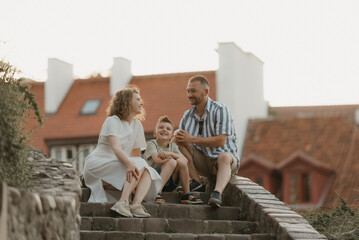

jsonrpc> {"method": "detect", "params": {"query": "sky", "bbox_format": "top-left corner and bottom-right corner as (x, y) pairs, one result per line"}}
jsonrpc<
(1, 0), (359, 106)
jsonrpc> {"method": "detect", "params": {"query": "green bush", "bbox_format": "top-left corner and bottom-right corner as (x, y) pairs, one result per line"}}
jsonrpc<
(0, 59), (42, 188)
(300, 197), (359, 240)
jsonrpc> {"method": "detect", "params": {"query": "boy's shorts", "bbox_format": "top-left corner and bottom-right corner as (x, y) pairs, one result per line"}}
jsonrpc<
(191, 145), (238, 177)
(155, 166), (179, 192)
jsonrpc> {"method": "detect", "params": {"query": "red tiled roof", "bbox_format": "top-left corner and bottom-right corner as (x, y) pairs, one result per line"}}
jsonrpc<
(133, 71), (216, 130)
(240, 154), (275, 170)
(243, 116), (352, 166)
(242, 116), (359, 208)
(277, 151), (334, 174)
(326, 127), (359, 208)
(272, 105), (358, 125)
(28, 71), (216, 154)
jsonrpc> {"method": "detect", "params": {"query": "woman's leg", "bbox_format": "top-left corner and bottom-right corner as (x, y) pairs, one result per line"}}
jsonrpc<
(159, 159), (177, 192)
(118, 168), (145, 202)
(132, 168), (152, 204)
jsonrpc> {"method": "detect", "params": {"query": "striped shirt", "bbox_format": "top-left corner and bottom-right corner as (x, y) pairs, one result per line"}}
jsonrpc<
(179, 97), (239, 164)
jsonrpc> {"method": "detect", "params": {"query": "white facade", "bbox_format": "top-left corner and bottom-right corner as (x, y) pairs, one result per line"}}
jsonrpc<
(216, 42), (267, 158)
(110, 57), (132, 96)
(45, 58), (73, 114)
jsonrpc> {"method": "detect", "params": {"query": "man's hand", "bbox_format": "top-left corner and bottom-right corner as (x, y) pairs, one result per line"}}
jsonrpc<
(174, 129), (194, 143)
(126, 162), (140, 183)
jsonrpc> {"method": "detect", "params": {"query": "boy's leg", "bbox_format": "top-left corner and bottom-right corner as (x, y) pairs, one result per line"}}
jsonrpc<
(159, 159), (177, 192)
(173, 156), (190, 194)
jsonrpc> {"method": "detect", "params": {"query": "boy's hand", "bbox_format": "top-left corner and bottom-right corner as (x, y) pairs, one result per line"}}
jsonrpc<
(158, 152), (167, 160)
(158, 151), (173, 160)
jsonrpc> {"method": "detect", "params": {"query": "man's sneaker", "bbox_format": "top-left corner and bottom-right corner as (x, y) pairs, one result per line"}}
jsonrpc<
(111, 201), (133, 218)
(190, 180), (205, 192)
(208, 190), (222, 208)
(181, 192), (203, 204)
(130, 203), (151, 218)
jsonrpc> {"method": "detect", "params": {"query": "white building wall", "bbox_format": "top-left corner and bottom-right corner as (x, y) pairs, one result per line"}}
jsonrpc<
(45, 58), (73, 114)
(110, 57), (132, 96)
(216, 42), (267, 158)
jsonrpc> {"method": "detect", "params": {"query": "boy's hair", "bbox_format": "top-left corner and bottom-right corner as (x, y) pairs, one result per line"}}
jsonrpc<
(157, 115), (173, 127)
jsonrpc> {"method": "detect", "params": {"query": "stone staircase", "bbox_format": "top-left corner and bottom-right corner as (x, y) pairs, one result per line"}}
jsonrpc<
(80, 188), (274, 240)
(79, 176), (327, 240)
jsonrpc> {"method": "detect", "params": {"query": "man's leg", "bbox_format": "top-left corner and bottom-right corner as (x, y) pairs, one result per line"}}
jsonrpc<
(208, 152), (234, 208)
(214, 152), (233, 194)
(176, 142), (201, 183)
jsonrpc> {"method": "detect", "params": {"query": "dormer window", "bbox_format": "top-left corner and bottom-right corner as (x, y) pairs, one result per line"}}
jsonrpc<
(289, 173), (311, 203)
(81, 99), (101, 115)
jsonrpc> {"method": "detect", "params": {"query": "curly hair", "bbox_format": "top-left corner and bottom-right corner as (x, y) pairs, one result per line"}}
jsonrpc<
(106, 85), (145, 121)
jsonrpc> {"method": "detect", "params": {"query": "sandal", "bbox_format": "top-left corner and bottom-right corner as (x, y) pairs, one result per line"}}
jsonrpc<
(181, 192), (203, 204)
(155, 192), (166, 204)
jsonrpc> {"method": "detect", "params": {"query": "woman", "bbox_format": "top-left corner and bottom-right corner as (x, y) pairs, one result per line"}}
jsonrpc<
(83, 86), (162, 218)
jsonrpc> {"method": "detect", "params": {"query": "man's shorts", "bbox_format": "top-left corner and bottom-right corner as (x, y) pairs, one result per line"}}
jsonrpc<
(191, 145), (238, 177)
(155, 166), (179, 192)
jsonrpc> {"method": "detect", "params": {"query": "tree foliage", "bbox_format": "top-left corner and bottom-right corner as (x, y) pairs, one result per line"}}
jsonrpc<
(300, 197), (359, 240)
(0, 59), (42, 188)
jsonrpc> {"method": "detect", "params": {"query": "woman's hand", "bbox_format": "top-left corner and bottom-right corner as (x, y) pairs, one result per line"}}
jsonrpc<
(126, 162), (140, 183)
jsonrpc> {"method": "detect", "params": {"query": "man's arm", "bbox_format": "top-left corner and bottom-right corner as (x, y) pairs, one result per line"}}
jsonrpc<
(174, 129), (227, 148)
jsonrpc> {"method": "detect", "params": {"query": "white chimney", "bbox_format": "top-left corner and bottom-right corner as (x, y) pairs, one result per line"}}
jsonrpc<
(216, 42), (268, 157)
(110, 57), (132, 96)
(355, 107), (359, 125)
(45, 58), (73, 115)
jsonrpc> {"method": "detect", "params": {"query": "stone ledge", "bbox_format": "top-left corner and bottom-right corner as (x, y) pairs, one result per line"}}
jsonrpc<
(223, 176), (327, 240)
(6, 149), (82, 240)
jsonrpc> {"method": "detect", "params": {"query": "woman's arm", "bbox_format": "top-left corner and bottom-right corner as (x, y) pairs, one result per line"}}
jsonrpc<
(131, 148), (141, 157)
(107, 135), (139, 182)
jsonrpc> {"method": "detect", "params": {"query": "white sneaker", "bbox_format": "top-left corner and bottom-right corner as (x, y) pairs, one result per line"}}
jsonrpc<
(111, 201), (133, 218)
(130, 203), (151, 218)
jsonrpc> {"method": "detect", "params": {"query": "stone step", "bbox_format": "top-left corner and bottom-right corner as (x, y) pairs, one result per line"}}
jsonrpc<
(81, 216), (258, 234)
(80, 230), (275, 240)
(80, 202), (245, 220)
(81, 187), (210, 204)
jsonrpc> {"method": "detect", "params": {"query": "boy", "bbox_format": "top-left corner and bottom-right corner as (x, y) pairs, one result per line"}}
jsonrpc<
(144, 116), (203, 204)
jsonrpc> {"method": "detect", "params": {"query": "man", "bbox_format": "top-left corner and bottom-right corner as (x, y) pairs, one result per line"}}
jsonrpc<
(174, 75), (239, 208)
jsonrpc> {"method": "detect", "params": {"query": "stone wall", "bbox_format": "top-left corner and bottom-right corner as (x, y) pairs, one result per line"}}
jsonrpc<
(5, 149), (82, 240)
(224, 176), (327, 240)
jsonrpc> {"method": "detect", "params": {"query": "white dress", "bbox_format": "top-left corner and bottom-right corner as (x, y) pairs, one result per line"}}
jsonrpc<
(83, 115), (162, 203)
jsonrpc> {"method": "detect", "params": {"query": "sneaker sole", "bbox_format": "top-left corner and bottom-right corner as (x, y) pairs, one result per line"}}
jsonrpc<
(110, 207), (133, 218)
(180, 200), (203, 204)
(132, 213), (151, 218)
(208, 199), (221, 208)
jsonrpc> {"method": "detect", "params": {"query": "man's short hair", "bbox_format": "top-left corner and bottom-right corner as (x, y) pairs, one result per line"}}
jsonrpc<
(157, 115), (173, 127)
(188, 75), (209, 89)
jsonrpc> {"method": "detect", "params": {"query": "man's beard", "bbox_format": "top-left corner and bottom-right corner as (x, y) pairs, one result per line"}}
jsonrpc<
(189, 94), (204, 105)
